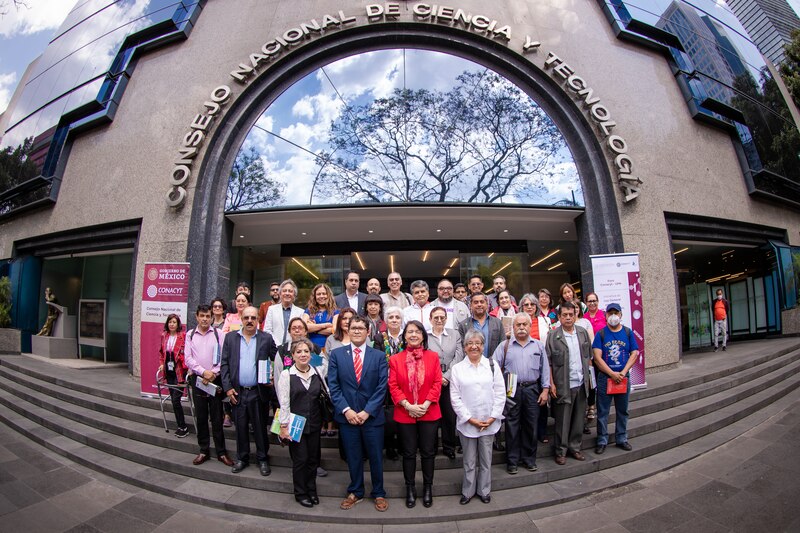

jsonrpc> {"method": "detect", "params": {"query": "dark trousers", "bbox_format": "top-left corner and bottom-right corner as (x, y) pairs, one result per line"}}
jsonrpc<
(505, 384), (541, 467)
(537, 403), (549, 441)
(289, 431), (321, 500)
(439, 384), (457, 454)
(384, 402), (399, 454)
(165, 373), (186, 429)
(233, 387), (269, 463)
(191, 379), (226, 457)
(340, 421), (385, 498)
(397, 420), (438, 486)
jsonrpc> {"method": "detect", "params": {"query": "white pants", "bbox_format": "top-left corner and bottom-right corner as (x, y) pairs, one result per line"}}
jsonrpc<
(714, 319), (728, 348)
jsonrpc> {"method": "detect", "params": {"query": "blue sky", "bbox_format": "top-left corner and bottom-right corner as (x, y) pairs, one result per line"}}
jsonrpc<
(0, 0), (74, 113)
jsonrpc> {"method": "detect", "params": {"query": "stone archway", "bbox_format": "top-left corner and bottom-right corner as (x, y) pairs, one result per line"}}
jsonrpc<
(186, 22), (623, 308)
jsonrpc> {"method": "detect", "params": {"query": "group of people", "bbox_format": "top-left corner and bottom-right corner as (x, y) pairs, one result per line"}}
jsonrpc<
(156, 271), (640, 511)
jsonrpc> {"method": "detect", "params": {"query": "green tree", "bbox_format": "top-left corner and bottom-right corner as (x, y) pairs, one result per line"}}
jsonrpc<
(313, 70), (566, 204)
(0, 276), (11, 328)
(225, 147), (285, 211)
(779, 29), (800, 109)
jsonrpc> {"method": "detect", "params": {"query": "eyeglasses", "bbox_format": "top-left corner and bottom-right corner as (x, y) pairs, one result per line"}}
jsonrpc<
(465, 341), (483, 347)
(522, 302), (535, 307)
(349, 326), (367, 331)
(438, 286), (453, 291)
(431, 315), (446, 321)
(586, 300), (598, 303)
(270, 288), (279, 292)
(243, 316), (257, 321)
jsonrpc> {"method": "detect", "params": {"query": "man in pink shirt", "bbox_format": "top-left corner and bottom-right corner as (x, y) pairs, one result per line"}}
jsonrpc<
(184, 304), (234, 466)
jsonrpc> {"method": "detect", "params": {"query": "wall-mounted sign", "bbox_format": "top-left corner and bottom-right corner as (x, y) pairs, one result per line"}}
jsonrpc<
(79, 299), (107, 361)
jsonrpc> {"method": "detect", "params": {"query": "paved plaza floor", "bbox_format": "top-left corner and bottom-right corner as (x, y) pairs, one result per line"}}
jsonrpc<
(1, 381), (799, 533)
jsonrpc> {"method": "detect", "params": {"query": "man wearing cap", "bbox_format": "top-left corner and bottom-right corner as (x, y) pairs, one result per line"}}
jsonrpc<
(591, 303), (640, 454)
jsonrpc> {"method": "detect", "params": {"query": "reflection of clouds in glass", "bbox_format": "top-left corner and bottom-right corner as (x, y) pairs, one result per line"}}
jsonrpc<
(229, 49), (583, 211)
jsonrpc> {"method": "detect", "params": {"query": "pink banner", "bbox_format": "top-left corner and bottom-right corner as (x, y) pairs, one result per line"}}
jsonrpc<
(140, 263), (190, 396)
(590, 253), (646, 388)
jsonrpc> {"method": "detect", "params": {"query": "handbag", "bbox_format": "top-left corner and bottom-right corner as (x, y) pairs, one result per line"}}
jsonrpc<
(312, 366), (334, 422)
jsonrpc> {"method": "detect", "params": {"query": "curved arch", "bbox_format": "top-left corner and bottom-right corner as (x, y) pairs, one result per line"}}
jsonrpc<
(187, 22), (623, 306)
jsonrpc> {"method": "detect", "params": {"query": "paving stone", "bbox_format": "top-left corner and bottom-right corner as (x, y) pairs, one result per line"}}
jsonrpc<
(0, 444), (18, 463)
(0, 498), (83, 533)
(662, 515), (729, 533)
(384, 520), (459, 532)
(525, 496), (593, 520)
(151, 510), (238, 533)
(22, 466), (92, 499)
(716, 458), (772, 489)
(589, 486), (671, 522)
(532, 505), (614, 533)
(0, 478), (45, 508)
(84, 508), (156, 533)
(639, 470), (712, 500)
(456, 510), (537, 532)
(63, 524), (105, 533)
(587, 524), (631, 533)
(0, 492), (18, 516)
(673, 480), (741, 516)
(618, 501), (701, 533)
(49, 480), (132, 523)
(1, 457), (45, 480)
(112, 495), (179, 526)
(588, 482), (647, 503)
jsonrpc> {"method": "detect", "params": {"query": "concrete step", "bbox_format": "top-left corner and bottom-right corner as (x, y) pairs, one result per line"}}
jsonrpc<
(2, 372), (799, 525)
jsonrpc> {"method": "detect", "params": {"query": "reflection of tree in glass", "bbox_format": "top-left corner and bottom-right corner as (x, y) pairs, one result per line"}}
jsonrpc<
(0, 137), (45, 215)
(225, 147), (285, 211)
(731, 68), (800, 182)
(313, 71), (567, 204)
(780, 29), (800, 108)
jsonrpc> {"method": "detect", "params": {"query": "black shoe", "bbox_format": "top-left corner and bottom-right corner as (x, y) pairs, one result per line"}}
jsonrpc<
(297, 497), (314, 508)
(459, 495), (472, 505)
(422, 484), (433, 508)
(506, 465), (518, 475)
(405, 485), (417, 508)
(310, 494), (319, 505)
(616, 441), (633, 451)
(456, 446), (463, 454)
(231, 460), (248, 473)
(714, 346), (719, 352)
(523, 462), (538, 472)
(480, 494), (491, 504)
(595, 445), (606, 455)
(584, 425), (591, 434)
(386, 449), (399, 461)
(722, 346), (726, 351)
(493, 441), (505, 451)
(444, 450), (456, 459)
(259, 460), (271, 476)
(175, 427), (189, 438)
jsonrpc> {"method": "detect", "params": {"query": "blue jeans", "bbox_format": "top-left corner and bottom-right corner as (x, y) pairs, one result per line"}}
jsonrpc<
(596, 375), (631, 446)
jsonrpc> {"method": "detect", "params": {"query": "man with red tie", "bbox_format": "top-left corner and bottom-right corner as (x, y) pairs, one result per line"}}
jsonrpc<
(327, 315), (389, 512)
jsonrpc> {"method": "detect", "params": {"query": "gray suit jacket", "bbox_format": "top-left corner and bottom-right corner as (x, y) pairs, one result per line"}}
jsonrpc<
(545, 325), (593, 404)
(427, 328), (463, 381)
(457, 315), (506, 358)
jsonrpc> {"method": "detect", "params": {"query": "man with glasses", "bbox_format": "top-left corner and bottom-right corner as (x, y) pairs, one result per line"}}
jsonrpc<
(257, 282), (281, 330)
(328, 316), (390, 512)
(381, 272), (413, 311)
(453, 283), (468, 303)
(432, 278), (470, 329)
(221, 306), (279, 476)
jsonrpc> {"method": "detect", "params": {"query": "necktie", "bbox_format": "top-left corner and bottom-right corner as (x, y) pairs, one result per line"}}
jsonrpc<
(353, 347), (363, 384)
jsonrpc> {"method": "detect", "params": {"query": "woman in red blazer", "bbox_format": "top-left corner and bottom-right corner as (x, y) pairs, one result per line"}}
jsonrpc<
(158, 313), (189, 438)
(389, 319), (442, 509)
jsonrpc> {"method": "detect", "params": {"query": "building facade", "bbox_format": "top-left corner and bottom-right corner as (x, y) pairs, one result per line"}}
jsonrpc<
(1, 0), (799, 374)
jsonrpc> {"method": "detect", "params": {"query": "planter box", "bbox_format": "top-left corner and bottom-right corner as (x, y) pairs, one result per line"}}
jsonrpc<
(0, 328), (21, 354)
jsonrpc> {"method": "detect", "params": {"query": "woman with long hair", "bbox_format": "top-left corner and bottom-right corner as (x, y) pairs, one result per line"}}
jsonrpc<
(303, 283), (337, 352)
(537, 288), (557, 324)
(210, 297), (227, 330)
(364, 294), (387, 348)
(158, 313), (189, 438)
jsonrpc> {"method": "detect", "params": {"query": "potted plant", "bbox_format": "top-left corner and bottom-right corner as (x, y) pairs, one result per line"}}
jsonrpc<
(0, 276), (20, 354)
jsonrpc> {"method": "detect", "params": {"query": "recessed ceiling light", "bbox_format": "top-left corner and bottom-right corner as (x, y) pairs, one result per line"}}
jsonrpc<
(239, 235), (244, 238)
(564, 230), (569, 234)
(368, 230), (374, 234)
(436, 229), (442, 233)
(503, 229), (509, 233)
(301, 232), (307, 236)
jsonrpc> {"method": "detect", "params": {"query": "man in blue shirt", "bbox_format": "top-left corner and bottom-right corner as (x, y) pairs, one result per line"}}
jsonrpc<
(591, 303), (640, 455)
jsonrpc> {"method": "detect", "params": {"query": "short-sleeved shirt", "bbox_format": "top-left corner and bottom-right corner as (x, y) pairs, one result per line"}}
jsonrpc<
(592, 327), (639, 372)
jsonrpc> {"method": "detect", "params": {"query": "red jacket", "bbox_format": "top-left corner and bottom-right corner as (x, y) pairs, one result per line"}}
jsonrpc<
(158, 331), (187, 382)
(388, 349), (442, 423)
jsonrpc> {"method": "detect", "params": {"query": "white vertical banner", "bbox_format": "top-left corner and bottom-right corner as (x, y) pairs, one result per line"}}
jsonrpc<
(590, 253), (646, 388)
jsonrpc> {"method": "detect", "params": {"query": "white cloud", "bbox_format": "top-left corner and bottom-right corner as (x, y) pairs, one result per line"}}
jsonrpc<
(0, 0), (74, 38)
(0, 71), (17, 113)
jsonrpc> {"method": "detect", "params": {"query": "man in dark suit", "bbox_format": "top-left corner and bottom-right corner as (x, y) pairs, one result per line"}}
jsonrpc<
(457, 292), (505, 358)
(220, 305), (279, 476)
(335, 270), (367, 315)
(327, 315), (389, 512)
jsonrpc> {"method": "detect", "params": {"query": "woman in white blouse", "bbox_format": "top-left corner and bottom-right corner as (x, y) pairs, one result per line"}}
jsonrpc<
(449, 329), (506, 505)
(277, 338), (327, 508)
